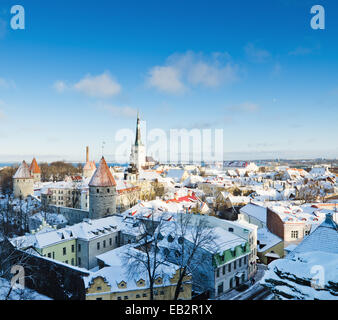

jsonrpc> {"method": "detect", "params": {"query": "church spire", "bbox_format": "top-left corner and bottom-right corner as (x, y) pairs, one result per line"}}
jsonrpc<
(135, 111), (143, 146)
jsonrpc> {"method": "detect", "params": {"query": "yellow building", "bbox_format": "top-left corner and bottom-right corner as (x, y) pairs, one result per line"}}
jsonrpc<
(84, 244), (192, 300)
(85, 267), (192, 300)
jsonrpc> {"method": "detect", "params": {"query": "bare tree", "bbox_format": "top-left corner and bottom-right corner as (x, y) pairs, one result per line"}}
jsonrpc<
(122, 212), (168, 300)
(169, 213), (218, 300)
(0, 239), (38, 300)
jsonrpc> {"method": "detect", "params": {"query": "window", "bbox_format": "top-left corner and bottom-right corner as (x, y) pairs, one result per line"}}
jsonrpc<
(136, 294), (140, 298)
(291, 231), (299, 239)
(78, 257), (81, 266)
(103, 240), (106, 248)
(222, 266), (225, 275)
(239, 259), (242, 268)
(78, 244), (81, 252)
(228, 227), (234, 232)
(47, 253), (51, 258)
(117, 297), (122, 300)
(179, 287), (184, 292)
(216, 268), (220, 277)
(63, 247), (66, 255)
(124, 296), (128, 300)
(52, 252), (55, 259)
(65, 260), (68, 264)
(160, 291), (164, 295)
(71, 245), (75, 253)
(142, 293), (147, 297)
(217, 283), (223, 295)
(97, 189), (100, 193)
(71, 258), (74, 265)
(234, 261), (236, 270)
(96, 297), (102, 300)
(107, 208), (110, 214)
(228, 264), (231, 272)
(109, 238), (112, 246)
(97, 242), (100, 250)
(107, 188), (110, 193)
(97, 286), (102, 291)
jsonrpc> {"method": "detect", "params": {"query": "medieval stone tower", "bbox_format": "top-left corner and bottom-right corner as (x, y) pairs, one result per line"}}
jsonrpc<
(13, 160), (34, 199)
(89, 157), (117, 219)
(29, 158), (41, 183)
(130, 112), (146, 171)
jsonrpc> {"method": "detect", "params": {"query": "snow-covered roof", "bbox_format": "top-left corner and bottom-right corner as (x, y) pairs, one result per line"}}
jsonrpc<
(89, 157), (116, 187)
(240, 203), (267, 224)
(13, 161), (32, 179)
(257, 228), (282, 252)
(261, 251), (338, 300)
(289, 214), (338, 256)
(165, 169), (187, 182)
(84, 245), (183, 292)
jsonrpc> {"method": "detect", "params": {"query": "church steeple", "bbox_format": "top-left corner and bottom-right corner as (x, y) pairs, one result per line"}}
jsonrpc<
(135, 111), (143, 146)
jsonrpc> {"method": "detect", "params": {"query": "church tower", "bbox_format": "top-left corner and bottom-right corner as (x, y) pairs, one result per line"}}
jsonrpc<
(13, 160), (34, 199)
(89, 157), (117, 219)
(130, 112), (146, 171)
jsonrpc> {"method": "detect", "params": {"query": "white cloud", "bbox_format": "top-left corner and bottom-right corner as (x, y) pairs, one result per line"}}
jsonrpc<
(99, 103), (137, 118)
(147, 51), (238, 94)
(245, 43), (271, 63)
(0, 78), (15, 89)
(53, 80), (67, 93)
(73, 72), (121, 98)
(228, 102), (260, 113)
(147, 66), (185, 94)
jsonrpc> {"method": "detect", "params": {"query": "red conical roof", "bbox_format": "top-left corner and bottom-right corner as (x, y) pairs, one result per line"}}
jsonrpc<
(89, 157), (116, 187)
(29, 158), (41, 174)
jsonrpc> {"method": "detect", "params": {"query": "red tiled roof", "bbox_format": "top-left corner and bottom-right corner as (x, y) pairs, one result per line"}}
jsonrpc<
(89, 157), (116, 187)
(30, 158), (41, 174)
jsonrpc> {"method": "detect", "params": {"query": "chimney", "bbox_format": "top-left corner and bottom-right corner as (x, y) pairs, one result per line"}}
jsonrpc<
(86, 146), (89, 163)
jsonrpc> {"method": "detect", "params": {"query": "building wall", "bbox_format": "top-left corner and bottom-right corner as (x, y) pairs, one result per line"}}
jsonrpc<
(267, 208), (285, 240)
(86, 273), (192, 300)
(89, 186), (116, 219)
(87, 231), (120, 269)
(32, 173), (41, 183)
(214, 255), (249, 296)
(13, 178), (34, 198)
(39, 238), (77, 266)
(267, 208), (308, 247)
(257, 241), (284, 265)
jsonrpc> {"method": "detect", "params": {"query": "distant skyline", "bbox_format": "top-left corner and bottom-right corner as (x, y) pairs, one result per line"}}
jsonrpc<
(0, 0), (338, 162)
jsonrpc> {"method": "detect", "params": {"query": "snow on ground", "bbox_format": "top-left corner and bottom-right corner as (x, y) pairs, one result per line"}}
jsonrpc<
(0, 278), (52, 300)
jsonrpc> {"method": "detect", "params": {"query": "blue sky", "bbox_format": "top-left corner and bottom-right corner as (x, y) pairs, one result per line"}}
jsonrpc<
(0, 0), (337, 162)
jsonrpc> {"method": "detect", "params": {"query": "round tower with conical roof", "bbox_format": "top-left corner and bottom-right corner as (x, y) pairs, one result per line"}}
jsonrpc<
(88, 157), (117, 219)
(29, 158), (41, 183)
(13, 160), (34, 198)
